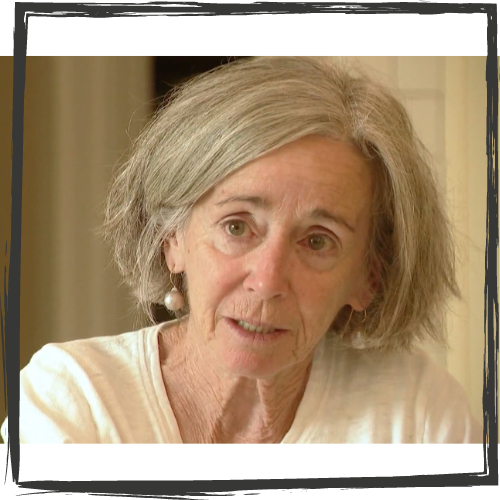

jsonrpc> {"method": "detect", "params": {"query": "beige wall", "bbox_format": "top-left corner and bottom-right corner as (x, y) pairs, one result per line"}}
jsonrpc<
(7, 57), (153, 368)
(444, 57), (488, 429)
(0, 56), (493, 434)
(1, 56), (154, 427)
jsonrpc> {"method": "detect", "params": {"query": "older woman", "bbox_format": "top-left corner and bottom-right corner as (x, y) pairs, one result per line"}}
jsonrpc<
(3, 57), (480, 443)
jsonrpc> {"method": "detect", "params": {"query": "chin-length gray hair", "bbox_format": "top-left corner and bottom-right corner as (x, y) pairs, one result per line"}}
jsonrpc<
(102, 56), (459, 352)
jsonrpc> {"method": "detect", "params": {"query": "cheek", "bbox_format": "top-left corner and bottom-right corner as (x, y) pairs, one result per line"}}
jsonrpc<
(184, 242), (245, 312)
(297, 270), (356, 329)
(301, 272), (345, 308)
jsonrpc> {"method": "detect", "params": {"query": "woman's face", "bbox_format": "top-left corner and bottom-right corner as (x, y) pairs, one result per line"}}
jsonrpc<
(165, 135), (375, 379)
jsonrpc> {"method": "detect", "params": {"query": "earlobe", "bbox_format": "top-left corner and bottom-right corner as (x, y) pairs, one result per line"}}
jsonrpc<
(349, 293), (372, 313)
(353, 288), (376, 311)
(349, 260), (381, 311)
(163, 234), (186, 274)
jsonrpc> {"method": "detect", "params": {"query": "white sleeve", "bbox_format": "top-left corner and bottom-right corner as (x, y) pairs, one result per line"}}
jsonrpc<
(10, 344), (100, 443)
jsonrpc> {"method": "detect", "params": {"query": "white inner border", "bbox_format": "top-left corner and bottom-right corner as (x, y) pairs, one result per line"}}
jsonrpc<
(0, 0), (490, 55)
(25, 11), (486, 56)
(17, 444), (485, 481)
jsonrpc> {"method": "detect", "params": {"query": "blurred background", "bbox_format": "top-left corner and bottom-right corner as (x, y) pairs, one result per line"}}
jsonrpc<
(0, 56), (489, 432)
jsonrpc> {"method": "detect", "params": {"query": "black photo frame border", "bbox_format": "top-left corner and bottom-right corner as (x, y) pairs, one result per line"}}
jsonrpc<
(3, 1), (498, 495)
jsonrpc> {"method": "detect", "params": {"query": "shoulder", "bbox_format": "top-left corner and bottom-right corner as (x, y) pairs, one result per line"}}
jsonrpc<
(326, 340), (459, 389)
(19, 326), (150, 391)
(39, 324), (160, 366)
(323, 338), (449, 387)
(10, 323), (165, 443)
(21, 322), (165, 407)
(319, 340), (482, 443)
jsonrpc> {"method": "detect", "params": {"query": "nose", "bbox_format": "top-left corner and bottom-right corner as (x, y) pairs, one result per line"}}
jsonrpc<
(243, 234), (291, 300)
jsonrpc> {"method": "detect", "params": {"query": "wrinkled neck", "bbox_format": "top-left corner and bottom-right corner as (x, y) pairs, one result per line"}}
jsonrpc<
(159, 320), (313, 443)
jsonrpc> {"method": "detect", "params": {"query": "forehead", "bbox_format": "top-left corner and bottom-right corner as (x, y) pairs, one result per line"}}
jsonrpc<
(206, 136), (374, 218)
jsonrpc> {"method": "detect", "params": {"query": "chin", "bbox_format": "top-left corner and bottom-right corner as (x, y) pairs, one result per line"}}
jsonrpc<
(217, 348), (287, 380)
(207, 318), (298, 380)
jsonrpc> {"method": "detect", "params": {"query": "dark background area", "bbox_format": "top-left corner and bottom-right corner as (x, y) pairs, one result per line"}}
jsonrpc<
(154, 56), (249, 108)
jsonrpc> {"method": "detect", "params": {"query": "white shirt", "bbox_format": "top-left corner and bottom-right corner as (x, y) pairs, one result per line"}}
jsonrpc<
(1, 322), (482, 443)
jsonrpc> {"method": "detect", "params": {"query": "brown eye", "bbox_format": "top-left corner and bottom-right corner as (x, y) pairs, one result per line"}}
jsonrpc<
(226, 220), (247, 236)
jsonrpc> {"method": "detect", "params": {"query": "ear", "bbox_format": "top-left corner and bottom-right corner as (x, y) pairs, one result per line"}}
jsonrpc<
(163, 232), (186, 274)
(348, 257), (381, 312)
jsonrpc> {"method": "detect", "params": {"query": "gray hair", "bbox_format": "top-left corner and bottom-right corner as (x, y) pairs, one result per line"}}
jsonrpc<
(102, 56), (459, 351)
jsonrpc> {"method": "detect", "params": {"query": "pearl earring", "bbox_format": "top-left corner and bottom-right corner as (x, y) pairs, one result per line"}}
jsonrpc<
(164, 272), (185, 312)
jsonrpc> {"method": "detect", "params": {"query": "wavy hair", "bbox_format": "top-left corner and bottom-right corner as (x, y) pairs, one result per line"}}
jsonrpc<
(102, 56), (459, 351)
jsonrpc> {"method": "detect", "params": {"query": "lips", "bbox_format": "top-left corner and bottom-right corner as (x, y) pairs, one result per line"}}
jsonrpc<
(237, 320), (276, 334)
(227, 317), (288, 335)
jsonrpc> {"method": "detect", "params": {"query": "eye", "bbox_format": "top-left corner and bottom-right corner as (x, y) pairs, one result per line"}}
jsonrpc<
(224, 220), (248, 237)
(308, 234), (327, 250)
(303, 233), (337, 252)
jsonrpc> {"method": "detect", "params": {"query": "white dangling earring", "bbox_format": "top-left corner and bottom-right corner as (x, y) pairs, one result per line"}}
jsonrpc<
(164, 272), (185, 312)
(351, 330), (366, 349)
(351, 309), (367, 349)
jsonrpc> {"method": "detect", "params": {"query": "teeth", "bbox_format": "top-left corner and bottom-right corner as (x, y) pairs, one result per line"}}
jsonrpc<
(237, 320), (276, 334)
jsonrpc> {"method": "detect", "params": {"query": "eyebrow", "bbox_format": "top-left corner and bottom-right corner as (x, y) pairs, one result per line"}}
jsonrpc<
(215, 195), (270, 209)
(215, 195), (355, 233)
(310, 208), (355, 233)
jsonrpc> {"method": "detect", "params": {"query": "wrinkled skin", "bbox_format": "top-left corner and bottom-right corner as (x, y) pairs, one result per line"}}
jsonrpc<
(161, 135), (374, 443)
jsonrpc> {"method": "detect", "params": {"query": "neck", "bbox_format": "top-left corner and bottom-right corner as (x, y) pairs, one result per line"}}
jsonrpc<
(159, 319), (313, 443)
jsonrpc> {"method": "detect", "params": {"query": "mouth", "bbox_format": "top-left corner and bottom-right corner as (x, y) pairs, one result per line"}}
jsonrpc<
(225, 317), (289, 341)
(236, 319), (277, 334)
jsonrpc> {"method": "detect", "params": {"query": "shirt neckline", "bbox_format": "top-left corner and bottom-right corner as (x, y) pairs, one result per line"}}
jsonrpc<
(143, 320), (328, 444)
